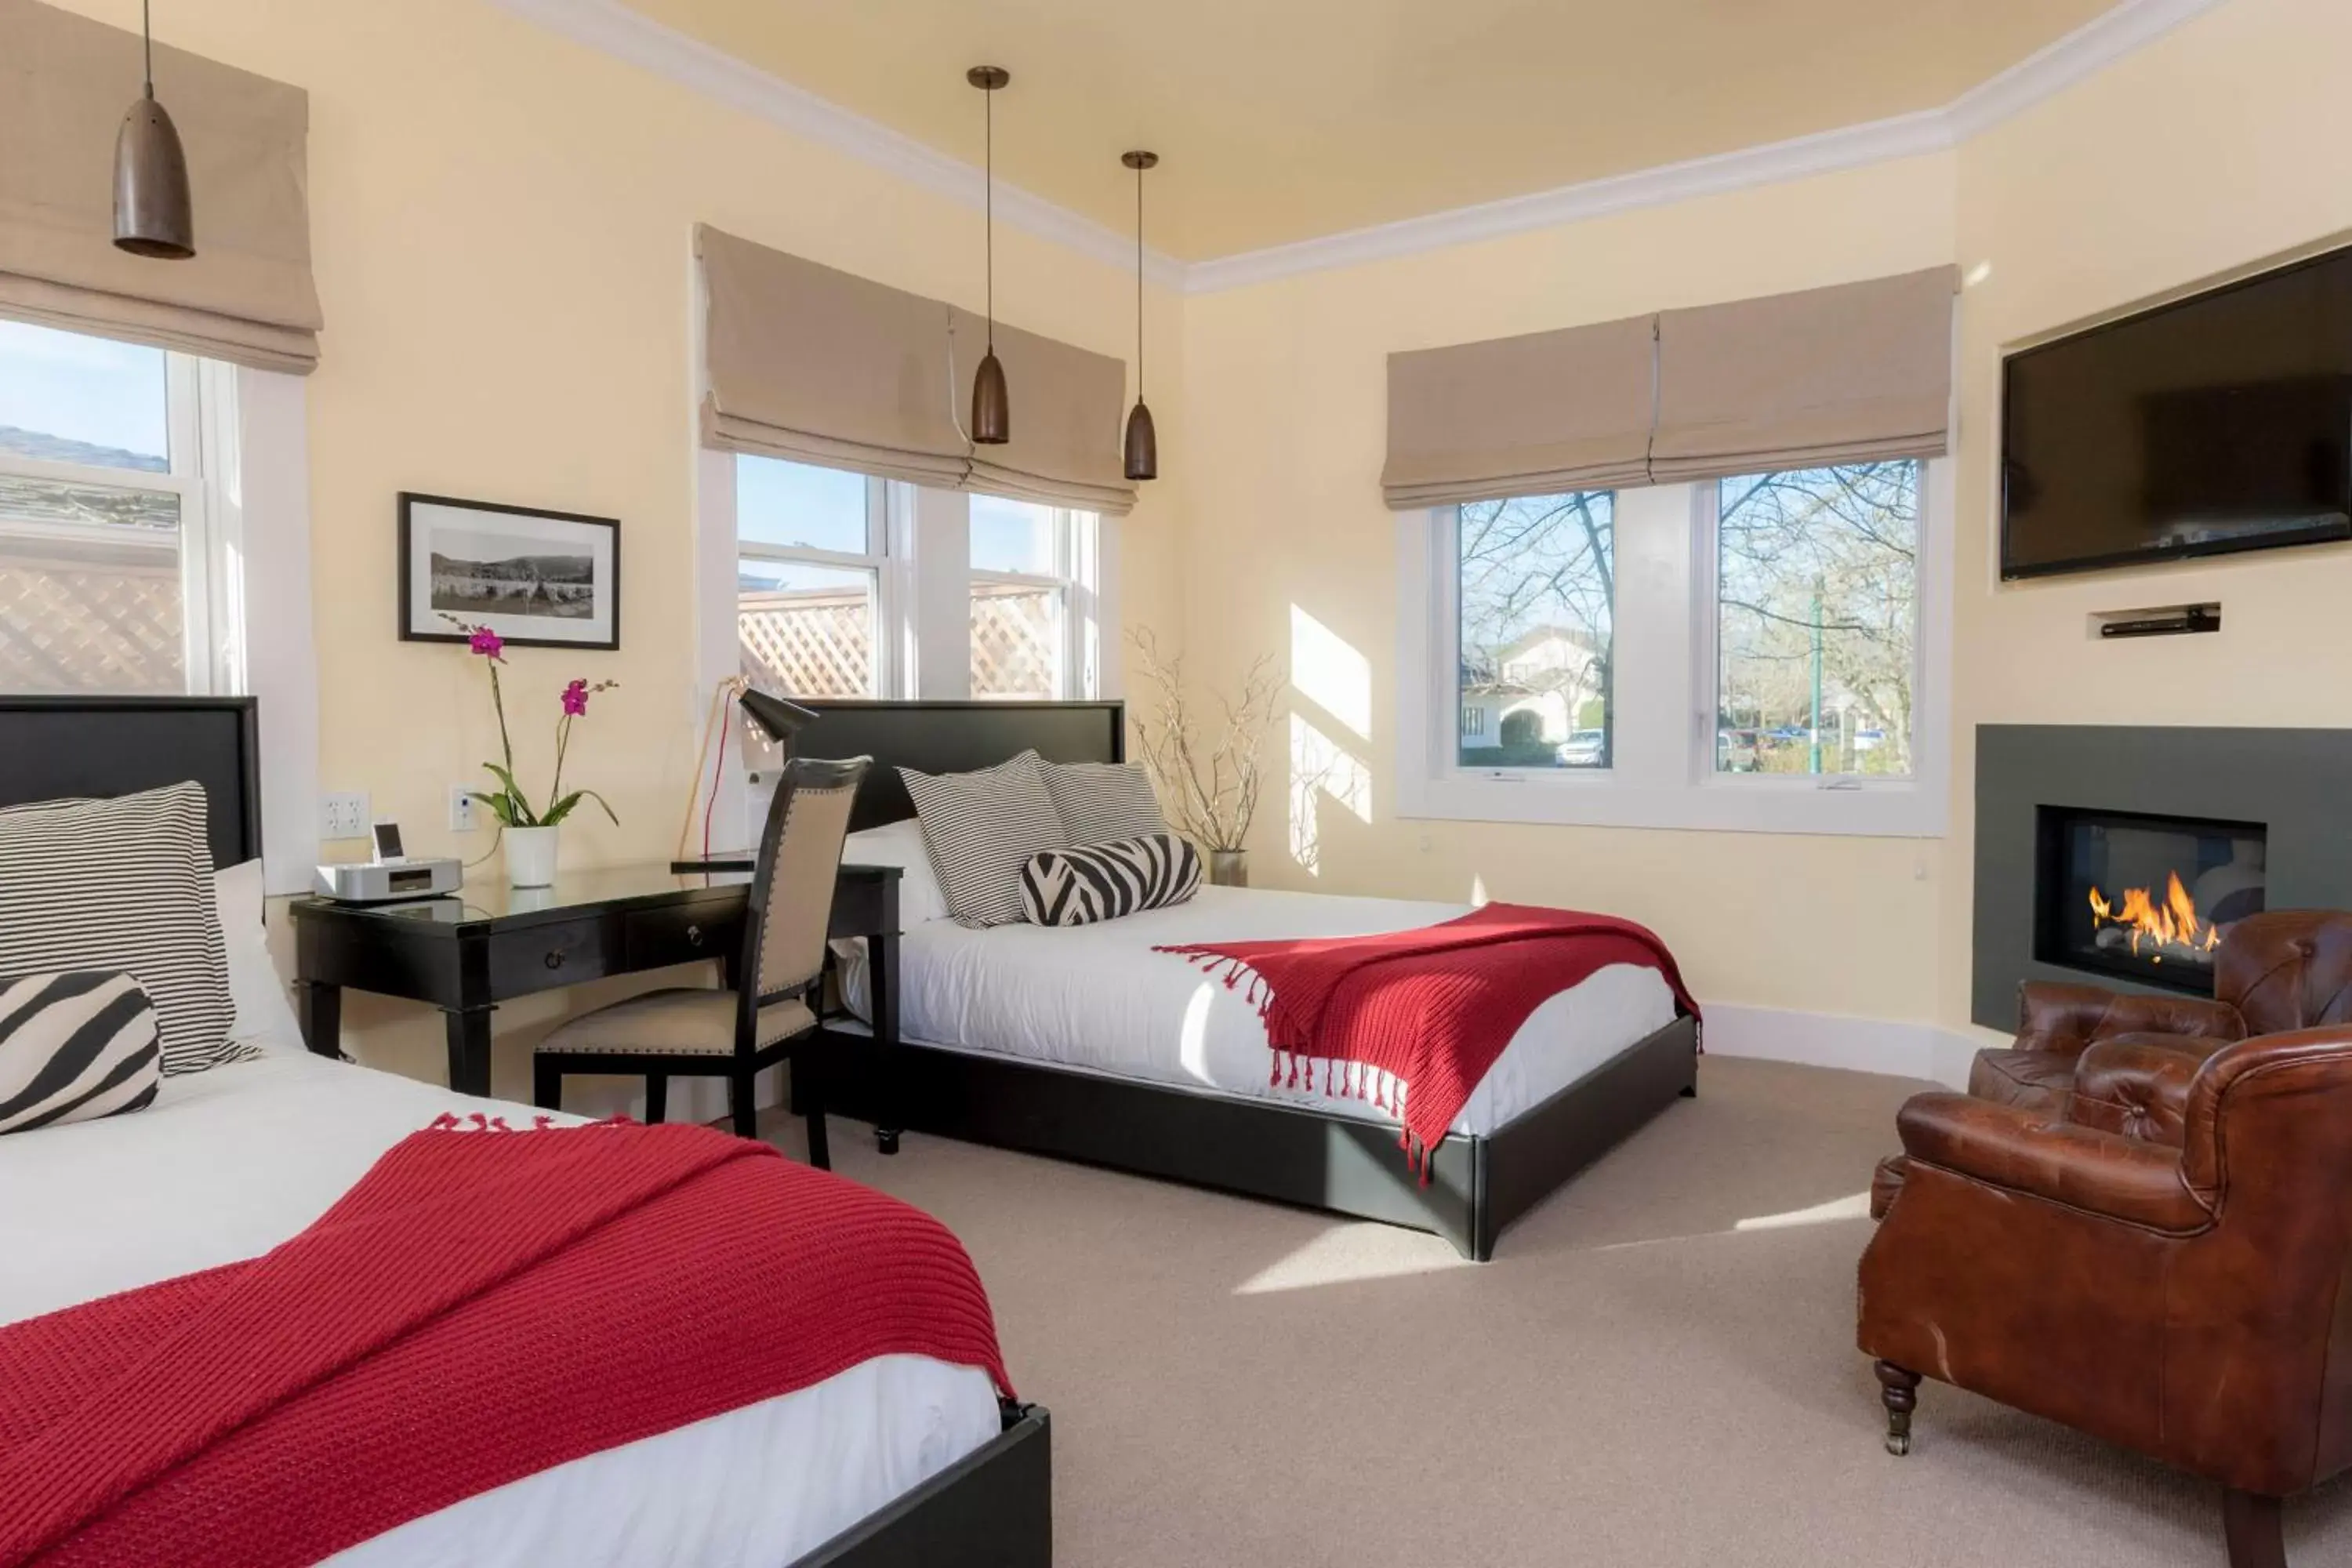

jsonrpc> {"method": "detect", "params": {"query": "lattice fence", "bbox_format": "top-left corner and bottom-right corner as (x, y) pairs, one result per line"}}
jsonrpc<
(738, 582), (1063, 699)
(0, 540), (183, 694)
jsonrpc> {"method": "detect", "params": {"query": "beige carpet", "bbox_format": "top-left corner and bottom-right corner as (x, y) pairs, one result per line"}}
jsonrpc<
(769, 1058), (2351, 1567)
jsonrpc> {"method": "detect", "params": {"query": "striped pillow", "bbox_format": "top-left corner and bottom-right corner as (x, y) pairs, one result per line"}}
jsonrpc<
(1043, 761), (1168, 846)
(0, 782), (247, 1076)
(1020, 832), (1202, 927)
(0, 972), (162, 1135)
(899, 750), (1070, 927)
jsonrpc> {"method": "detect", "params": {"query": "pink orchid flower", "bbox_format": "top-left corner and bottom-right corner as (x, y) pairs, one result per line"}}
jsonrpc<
(468, 626), (505, 661)
(561, 678), (591, 717)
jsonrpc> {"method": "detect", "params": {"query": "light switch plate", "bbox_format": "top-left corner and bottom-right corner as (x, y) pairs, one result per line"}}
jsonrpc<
(321, 792), (370, 840)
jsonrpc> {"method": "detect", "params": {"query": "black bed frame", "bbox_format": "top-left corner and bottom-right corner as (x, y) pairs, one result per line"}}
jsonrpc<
(0, 695), (1056, 1568)
(799, 699), (1699, 1261)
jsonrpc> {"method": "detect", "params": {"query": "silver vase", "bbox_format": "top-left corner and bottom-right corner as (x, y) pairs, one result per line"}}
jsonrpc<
(1208, 849), (1248, 887)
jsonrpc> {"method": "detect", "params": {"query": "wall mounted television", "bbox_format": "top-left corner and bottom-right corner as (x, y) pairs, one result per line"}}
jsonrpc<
(2001, 244), (2352, 579)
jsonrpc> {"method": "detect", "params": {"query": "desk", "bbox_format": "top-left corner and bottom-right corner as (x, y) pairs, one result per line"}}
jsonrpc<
(289, 862), (902, 1104)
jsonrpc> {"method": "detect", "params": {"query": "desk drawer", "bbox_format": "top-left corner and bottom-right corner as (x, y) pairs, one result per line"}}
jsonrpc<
(626, 904), (739, 970)
(487, 920), (611, 994)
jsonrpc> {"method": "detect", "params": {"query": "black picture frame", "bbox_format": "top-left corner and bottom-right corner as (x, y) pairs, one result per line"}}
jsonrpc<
(397, 492), (622, 652)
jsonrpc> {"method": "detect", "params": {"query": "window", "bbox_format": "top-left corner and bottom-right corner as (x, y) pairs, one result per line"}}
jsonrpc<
(734, 456), (888, 699)
(969, 494), (1091, 702)
(1400, 462), (1947, 837)
(0, 321), (228, 695)
(1455, 492), (1613, 770)
(1711, 462), (1918, 779)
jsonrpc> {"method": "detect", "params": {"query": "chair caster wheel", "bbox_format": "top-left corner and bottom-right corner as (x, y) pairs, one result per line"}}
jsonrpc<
(877, 1129), (901, 1155)
(1885, 1434), (1911, 1457)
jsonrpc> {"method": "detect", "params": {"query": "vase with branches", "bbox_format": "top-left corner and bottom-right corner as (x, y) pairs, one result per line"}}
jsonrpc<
(1128, 628), (1278, 886)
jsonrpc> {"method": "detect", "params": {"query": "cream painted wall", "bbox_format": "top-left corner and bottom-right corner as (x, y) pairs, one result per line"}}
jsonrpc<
(47, 0), (1186, 1094)
(1177, 155), (1959, 1020)
(1940, 0), (2352, 1033)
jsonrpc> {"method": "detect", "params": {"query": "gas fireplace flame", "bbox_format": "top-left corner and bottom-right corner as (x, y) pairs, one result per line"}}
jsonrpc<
(2088, 870), (2222, 963)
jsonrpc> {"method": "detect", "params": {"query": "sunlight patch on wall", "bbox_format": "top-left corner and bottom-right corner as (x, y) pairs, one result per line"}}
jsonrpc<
(1289, 604), (1371, 741)
(1234, 1221), (1472, 1295)
(1290, 711), (1371, 877)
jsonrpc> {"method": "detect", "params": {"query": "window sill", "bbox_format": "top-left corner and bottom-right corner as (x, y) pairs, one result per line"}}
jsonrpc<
(1396, 768), (1947, 838)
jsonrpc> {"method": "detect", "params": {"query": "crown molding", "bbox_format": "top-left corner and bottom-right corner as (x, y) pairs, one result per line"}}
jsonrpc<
(1184, 0), (2229, 293)
(485, 0), (2227, 297)
(480, 0), (1190, 290)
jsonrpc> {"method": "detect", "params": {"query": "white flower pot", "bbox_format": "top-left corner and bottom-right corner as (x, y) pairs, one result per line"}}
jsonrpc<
(505, 825), (561, 888)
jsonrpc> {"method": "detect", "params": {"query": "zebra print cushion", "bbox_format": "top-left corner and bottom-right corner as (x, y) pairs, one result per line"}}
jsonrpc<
(0, 782), (246, 1076)
(1042, 761), (1167, 846)
(900, 750), (1070, 927)
(0, 972), (162, 1135)
(1019, 833), (1202, 927)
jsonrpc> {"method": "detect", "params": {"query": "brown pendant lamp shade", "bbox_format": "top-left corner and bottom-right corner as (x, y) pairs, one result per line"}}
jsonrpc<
(968, 66), (1011, 445)
(1121, 151), (1159, 482)
(114, 0), (194, 260)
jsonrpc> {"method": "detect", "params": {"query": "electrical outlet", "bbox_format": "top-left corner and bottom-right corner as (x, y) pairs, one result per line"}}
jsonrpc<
(320, 792), (370, 840)
(448, 785), (477, 833)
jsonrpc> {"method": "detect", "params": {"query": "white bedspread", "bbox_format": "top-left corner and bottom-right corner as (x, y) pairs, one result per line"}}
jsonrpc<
(0, 1051), (1002, 1568)
(840, 884), (1680, 1138)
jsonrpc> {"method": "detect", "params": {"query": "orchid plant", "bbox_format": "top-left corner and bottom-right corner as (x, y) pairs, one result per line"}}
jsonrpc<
(446, 617), (619, 829)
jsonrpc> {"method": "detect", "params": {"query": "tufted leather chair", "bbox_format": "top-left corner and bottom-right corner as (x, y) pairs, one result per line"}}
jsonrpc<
(1973, 909), (2352, 1119)
(1859, 1026), (2352, 1567)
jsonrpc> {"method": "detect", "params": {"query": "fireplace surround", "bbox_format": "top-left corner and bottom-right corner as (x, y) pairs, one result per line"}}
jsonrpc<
(1973, 727), (2352, 1027)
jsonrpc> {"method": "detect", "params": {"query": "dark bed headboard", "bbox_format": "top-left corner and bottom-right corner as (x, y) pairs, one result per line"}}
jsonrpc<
(0, 696), (263, 870)
(791, 699), (1126, 833)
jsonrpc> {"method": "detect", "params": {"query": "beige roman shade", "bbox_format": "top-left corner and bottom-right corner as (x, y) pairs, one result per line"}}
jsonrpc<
(0, 0), (321, 374)
(1382, 313), (1657, 510)
(699, 225), (1136, 516)
(1650, 266), (1958, 484)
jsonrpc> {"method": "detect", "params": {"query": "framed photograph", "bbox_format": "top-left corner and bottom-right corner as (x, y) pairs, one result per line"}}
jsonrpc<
(397, 493), (620, 651)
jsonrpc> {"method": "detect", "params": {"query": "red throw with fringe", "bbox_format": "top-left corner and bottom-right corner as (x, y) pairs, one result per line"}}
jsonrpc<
(1157, 903), (1700, 1177)
(0, 1118), (1010, 1568)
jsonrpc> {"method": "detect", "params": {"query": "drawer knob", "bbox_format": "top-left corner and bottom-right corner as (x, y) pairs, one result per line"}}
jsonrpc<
(686, 924), (703, 947)
(543, 950), (565, 971)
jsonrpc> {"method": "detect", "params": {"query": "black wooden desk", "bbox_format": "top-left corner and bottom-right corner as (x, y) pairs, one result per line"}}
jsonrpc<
(289, 862), (902, 1105)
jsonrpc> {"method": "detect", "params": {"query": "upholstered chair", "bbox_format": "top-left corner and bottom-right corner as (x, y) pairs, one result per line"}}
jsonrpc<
(1971, 909), (2352, 1118)
(533, 755), (870, 1164)
(1859, 1026), (2352, 1568)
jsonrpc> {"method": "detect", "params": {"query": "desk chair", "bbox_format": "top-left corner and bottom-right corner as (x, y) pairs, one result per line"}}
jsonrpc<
(532, 755), (869, 1165)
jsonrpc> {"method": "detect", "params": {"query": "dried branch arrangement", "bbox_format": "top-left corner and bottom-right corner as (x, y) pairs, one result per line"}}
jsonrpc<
(1129, 628), (1279, 853)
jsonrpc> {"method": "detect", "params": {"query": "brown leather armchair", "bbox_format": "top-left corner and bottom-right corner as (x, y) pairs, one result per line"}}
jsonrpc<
(1858, 1026), (2352, 1567)
(1972, 910), (2352, 1116)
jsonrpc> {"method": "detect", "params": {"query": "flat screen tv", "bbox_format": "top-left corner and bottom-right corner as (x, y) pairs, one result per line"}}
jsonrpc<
(2001, 245), (2352, 579)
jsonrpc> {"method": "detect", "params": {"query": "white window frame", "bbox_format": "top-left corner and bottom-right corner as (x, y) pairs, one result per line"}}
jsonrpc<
(967, 502), (1098, 702)
(1396, 459), (1951, 837)
(730, 459), (902, 701)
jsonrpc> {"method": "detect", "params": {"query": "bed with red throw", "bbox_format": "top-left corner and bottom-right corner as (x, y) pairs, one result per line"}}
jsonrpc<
(0, 1058), (1041, 1568)
(1156, 902), (1700, 1178)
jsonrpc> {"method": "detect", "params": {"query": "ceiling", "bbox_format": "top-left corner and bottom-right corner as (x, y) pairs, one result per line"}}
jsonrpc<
(619, 0), (2122, 261)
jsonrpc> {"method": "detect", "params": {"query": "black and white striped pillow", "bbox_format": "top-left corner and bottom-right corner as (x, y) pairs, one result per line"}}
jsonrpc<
(0, 972), (162, 1135)
(1020, 832), (1202, 927)
(1043, 761), (1168, 846)
(899, 750), (1070, 927)
(0, 782), (246, 1076)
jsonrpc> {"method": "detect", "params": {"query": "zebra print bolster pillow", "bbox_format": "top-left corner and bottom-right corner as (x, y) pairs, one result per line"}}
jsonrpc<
(0, 972), (163, 1136)
(1019, 833), (1202, 927)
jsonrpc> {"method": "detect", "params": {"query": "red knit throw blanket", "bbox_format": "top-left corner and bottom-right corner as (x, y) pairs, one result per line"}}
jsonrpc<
(0, 1118), (1011, 1568)
(1157, 903), (1699, 1173)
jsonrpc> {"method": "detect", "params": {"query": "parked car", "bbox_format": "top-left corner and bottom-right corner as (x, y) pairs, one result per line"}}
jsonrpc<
(1717, 729), (1760, 771)
(1557, 728), (1608, 767)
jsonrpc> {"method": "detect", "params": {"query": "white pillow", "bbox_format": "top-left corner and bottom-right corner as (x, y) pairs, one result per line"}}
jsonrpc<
(840, 819), (951, 928)
(215, 858), (305, 1057)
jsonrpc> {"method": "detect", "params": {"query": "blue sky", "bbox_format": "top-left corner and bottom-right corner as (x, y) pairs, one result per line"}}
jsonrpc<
(0, 321), (169, 463)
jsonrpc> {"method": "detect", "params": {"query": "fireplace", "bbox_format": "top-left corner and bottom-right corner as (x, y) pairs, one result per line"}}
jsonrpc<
(1973, 727), (2352, 1030)
(2034, 807), (2267, 993)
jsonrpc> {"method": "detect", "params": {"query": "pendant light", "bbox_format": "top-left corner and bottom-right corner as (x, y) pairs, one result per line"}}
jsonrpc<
(1120, 151), (1160, 482)
(967, 66), (1011, 445)
(113, 0), (194, 260)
